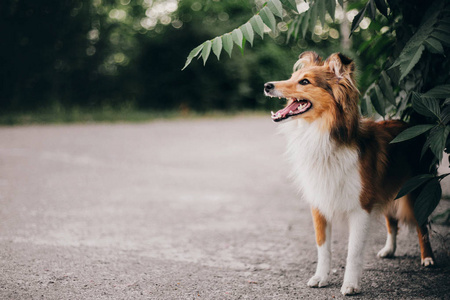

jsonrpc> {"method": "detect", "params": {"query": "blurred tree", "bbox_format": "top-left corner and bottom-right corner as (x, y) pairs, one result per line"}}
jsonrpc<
(135, 0), (328, 112)
(1, 0), (91, 110)
(0, 0), (340, 114)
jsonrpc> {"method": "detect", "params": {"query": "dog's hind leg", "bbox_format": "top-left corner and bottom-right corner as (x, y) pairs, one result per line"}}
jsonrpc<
(377, 216), (398, 258)
(400, 193), (435, 266)
(307, 207), (331, 288)
(417, 223), (435, 267)
(341, 209), (371, 296)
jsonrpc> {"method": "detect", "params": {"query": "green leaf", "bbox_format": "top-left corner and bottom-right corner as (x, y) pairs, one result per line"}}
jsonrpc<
(301, 8), (311, 38)
(399, 44), (425, 81)
(201, 40), (211, 66)
(390, 4), (440, 80)
(337, 0), (344, 8)
(424, 37), (444, 54)
(317, 0), (326, 26)
(429, 125), (450, 161)
(374, 0), (388, 17)
(414, 179), (442, 226)
(182, 44), (204, 70)
(293, 14), (303, 39)
(326, 0), (336, 21)
(431, 31), (450, 47)
(212, 37), (222, 60)
(379, 71), (395, 105)
(281, 0), (298, 12)
(308, 0), (318, 33)
(436, 24), (450, 34)
(240, 38), (246, 53)
(421, 135), (433, 160)
(360, 96), (368, 116)
(371, 85), (385, 116)
(395, 174), (435, 199)
(367, 0), (376, 19)
(441, 105), (450, 125)
(402, 4), (440, 53)
(250, 15), (265, 39)
(286, 18), (297, 43)
(390, 124), (435, 144)
(350, 4), (367, 35)
(240, 22), (254, 46)
(232, 28), (244, 49)
(360, 94), (373, 117)
(412, 92), (441, 119)
(222, 34), (233, 57)
(423, 84), (450, 99)
(260, 6), (276, 32)
(267, 0), (283, 18)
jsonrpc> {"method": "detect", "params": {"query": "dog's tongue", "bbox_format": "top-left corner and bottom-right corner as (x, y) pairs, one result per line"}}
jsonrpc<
(271, 100), (310, 120)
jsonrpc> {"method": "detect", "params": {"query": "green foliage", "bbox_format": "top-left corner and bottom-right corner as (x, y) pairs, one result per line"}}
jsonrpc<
(394, 172), (449, 226)
(352, 0), (450, 225)
(184, 0), (450, 225)
(182, 0), (304, 69)
(388, 2), (444, 81)
(390, 125), (434, 144)
(395, 174), (435, 200)
(414, 179), (442, 226)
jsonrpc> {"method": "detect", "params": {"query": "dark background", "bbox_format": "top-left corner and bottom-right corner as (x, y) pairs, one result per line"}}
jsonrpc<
(0, 0), (345, 116)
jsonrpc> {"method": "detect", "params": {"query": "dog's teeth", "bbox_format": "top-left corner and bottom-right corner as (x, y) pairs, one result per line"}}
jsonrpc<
(289, 110), (293, 114)
(271, 111), (274, 115)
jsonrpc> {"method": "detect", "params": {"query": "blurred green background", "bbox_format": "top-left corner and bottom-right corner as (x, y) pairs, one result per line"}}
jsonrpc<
(1, 0), (366, 123)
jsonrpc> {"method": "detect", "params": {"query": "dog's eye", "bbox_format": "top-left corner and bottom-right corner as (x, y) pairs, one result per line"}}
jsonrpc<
(299, 79), (310, 85)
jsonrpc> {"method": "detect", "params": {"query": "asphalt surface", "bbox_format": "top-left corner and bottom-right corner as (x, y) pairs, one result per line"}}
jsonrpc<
(0, 116), (449, 299)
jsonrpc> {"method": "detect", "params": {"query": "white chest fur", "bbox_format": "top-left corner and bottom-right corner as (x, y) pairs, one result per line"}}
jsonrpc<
(278, 119), (362, 220)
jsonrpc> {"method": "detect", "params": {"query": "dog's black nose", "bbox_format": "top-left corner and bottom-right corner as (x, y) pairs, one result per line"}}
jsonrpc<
(264, 82), (274, 92)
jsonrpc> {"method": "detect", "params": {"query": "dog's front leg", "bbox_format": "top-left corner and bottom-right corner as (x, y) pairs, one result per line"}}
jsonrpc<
(307, 207), (331, 288)
(341, 209), (371, 296)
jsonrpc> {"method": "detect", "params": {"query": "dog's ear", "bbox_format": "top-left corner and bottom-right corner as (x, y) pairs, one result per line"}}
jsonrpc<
(325, 53), (355, 80)
(294, 51), (322, 70)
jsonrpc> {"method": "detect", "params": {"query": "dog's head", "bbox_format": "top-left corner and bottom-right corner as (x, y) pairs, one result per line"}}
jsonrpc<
(264, 51), (360, 141)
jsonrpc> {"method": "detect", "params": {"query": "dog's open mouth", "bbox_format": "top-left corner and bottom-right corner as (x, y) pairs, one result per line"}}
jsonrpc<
(271, 98), (312, 122)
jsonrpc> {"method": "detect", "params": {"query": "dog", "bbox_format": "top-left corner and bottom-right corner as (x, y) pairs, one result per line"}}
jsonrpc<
(264, 51), (435, 296)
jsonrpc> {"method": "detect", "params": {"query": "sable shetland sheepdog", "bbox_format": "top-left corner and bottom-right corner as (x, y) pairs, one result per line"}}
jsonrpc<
(264, 51), (435, 296)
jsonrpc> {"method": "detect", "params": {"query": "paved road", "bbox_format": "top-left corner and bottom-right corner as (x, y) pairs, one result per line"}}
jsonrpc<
(0, 116), (449, 299)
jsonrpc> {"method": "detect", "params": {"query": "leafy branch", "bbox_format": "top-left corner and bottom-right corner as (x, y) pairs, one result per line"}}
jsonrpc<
(182, 0), (341, 70)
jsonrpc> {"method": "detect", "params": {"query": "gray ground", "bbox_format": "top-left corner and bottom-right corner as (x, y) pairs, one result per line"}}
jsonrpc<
(0, 116), (449, 300)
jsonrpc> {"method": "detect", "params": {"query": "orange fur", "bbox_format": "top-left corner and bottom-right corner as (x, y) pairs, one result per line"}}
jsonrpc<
(311, 208), (327, 246)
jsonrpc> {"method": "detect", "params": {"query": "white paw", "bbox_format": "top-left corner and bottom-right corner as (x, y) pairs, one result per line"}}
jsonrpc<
(307, 274), (329, 288)
(377, 246), (395, 258)
(341, 282), (361, 296)
(421, 257), (434, 267)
